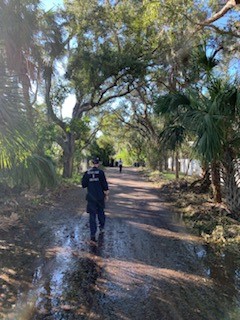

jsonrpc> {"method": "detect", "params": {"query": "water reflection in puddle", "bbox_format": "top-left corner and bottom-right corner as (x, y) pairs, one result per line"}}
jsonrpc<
(5, 222), (84, 320)
(33, 224), (81, 318)
(175, 212), (240, 314)
(196, 244), (240, 312)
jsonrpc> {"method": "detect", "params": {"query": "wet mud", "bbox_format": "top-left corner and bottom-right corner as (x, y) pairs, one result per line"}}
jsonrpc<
(1, 168), (240, 319)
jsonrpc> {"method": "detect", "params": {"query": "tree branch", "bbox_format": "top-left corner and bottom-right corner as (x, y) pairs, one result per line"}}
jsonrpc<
(201, 0), (239, 26)
(204, 24), (240, 38)
(44, 66), (66, 131)
(73, 75), (140, 119)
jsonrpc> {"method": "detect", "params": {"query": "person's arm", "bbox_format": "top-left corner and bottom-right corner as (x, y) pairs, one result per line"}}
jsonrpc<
(81, 172), (88, 188)
(104, 189), (109, 201)
(100, 171), (109, 191)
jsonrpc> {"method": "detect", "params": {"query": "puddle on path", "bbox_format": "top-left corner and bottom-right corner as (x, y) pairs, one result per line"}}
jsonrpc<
(3, 216), (102, 320)
(2, 212), (240, 320)
(196, 246), (240, 302)
(174, 212), (240, 317)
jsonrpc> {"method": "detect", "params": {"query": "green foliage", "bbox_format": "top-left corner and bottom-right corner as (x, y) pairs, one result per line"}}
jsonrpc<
(160, 125), (186, 151)
(0, 154), (57, 190)
(0, 55), (35, 169)
(115, 149), (131, 166)
(155, 93), (191, 117)
(88, 137), (115, 166)
(69, 117), (90, 138)
(0, 0), (40, 75)
(65, 0), (165, 95)
(50, 81), (71, 110)
(67, 41), (148, 95)
(63, 172), (82, 185)
(155, 74), (240, 162)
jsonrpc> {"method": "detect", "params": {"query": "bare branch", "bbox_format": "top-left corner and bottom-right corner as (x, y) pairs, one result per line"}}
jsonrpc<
(201, 0), (239, 26)
(73, 77), (140, 119)
(184, 0), (240, 38)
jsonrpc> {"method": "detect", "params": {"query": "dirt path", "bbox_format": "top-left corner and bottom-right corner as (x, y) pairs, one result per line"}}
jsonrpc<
(0, 167), (238, 319)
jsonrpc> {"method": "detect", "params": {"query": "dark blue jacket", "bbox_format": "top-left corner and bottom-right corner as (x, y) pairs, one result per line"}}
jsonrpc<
(81, 167), (109, 202)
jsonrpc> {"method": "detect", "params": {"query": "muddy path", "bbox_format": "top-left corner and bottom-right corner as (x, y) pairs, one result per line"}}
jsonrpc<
(1, 167), (240, 319)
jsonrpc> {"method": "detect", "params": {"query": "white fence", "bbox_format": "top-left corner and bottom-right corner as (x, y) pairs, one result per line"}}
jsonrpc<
(168, 158), (202, 176)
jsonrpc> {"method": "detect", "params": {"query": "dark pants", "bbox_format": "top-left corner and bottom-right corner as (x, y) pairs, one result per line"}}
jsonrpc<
(87, 200), (105, 236)
(119, 165), (122, 173)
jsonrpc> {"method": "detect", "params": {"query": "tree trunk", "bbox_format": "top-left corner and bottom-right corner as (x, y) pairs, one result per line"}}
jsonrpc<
(222, 149), (240, 217)
(21, 75), (34, 122)
(171, 152), (174, 171)
(175, 150), (179, 180)
(210, 160), (222, 203)
(164, 155), (168, 171)
(62, 132), (75, 178)
(158, 158), (163, 171)
(200, 166), (211, 192)
(190, 166), (211, 193)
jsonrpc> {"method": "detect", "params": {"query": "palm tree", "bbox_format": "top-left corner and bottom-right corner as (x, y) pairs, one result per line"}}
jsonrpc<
(0, 0), (41, 122)
(0, 64), (57, 190)
(0, 1), (57, 190)
(208, 80), (240, 215)
(155, 93), (189, 179)
(187, 80), (240, 209)
(155, 89), (224, 202)
(156, 78), (240, 213)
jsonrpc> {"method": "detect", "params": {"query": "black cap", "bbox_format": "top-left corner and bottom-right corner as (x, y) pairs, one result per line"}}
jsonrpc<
(92, 157), (99, 164)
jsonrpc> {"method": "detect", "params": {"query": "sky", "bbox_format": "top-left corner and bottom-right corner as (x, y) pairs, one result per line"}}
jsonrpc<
(41, 0), (64, 11)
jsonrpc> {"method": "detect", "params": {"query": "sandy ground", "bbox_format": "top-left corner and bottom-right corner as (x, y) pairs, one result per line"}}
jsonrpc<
(0, 167), (239, 320)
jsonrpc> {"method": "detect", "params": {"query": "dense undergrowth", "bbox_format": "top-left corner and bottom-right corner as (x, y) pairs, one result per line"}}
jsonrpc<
(143, 169), (240, 257)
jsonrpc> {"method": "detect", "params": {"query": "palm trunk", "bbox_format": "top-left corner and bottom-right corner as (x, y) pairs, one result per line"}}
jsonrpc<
(21, 75), (34, 122)
(158, 157), (163, 171)
(190, 166), (211, 192)
(222, 148), (240, 217)
(164, 154), (168, 171)
(210, 160), (222, 203)
(175, 150), (179, 180)
(171, 152), (174, 171)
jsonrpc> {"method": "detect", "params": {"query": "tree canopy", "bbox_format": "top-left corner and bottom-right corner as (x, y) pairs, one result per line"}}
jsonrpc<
(0, 0), (239, 201)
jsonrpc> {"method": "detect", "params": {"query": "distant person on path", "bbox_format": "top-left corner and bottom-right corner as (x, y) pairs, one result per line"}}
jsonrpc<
(81, 157), (109, 242)
(118, 158), (123, 173)
(110, 158), (114, 167)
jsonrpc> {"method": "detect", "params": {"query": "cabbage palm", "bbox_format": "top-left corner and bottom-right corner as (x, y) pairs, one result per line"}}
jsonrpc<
(0, 62), (57, 189)
(209, 80), (240, 214)
(0, 1), (57, 190)
(186, 80), (240, 209)
(156, 80), (240, 211)
(154, 91), (219, 202)
(160, 124), (186, 179)
(0, 0), (41, 122)
(155, 93), (189, 179)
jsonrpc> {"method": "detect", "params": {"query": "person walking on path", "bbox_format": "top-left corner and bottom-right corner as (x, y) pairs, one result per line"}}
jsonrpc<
(81, 157), (109, 242)
(118, 158), (123, 173)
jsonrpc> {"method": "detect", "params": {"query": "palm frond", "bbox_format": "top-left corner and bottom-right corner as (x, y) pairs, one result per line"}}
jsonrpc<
(160, 125), (186, 151)
(3, 154), (57, 190)
(193, 111), (224, 161)
(154, 93), (190, 116)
